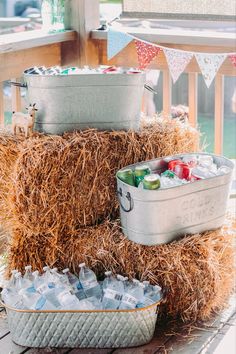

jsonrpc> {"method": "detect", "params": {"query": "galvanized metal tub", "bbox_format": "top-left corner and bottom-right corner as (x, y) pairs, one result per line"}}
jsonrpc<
(22, 72), (146, 135)
(116, 153), (234, 246)
(3, 301), (159, 348)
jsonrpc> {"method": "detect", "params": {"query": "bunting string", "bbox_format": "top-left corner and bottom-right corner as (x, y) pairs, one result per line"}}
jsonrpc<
(107, 27), (236, 88)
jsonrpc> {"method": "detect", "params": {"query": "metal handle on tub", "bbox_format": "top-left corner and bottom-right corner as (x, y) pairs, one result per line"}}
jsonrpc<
(117, 187), (134, 212)
(144, 84), (157, 95)
(10, 81), (27, 88)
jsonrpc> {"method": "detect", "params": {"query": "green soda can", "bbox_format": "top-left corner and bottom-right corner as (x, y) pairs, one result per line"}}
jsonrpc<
(134, 164), (151, 187)
(161, 170), (175, 178)
(117, 168), (135, 186)
(143, 174), (160, 190)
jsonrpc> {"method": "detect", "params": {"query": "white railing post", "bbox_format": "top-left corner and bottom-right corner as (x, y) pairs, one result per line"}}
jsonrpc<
(0, 82), (4, 127)
(11, 78), (21, 113)
(188, 72), (198, 127)
(163, 70), (172, 116)
(214, 74), (224, 155)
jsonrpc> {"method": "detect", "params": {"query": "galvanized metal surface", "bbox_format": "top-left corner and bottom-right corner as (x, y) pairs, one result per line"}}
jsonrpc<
(4, 302), (159, 348)
(23, 72), (146, 135)
(117, 153), (234, 246)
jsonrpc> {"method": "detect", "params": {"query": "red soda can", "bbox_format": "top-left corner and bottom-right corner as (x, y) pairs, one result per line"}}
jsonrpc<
(174, 163), (191, 180)
(168, 159), (183, 171)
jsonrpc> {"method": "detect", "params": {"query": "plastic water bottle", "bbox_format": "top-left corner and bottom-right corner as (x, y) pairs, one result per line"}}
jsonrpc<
(102, 272), (124, 309)
(79, 263), (102, 299)
(62, 268), (85, 300)
(102, 271), (114, 291)
(57, 290), (81, 310)
(24, 265), (34, 282)
(34, 270), (62, 309)
(2, 288), (24, 309)
(138, 284), (162, 307)
(119, 279), (144, 310)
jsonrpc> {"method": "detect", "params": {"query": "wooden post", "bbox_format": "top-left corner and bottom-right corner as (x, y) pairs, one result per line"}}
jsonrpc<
(214, 74), (224, 155)
(188, 72), (198, 127)
(62, 0), (100, 66)
(163, 70), (172, 116)
(0, 82), (4, 127)
(11, 78), (22, 113)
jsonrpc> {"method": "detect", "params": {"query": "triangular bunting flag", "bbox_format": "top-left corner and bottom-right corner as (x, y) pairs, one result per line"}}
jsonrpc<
(135, 40), (161, 69)
(195, 53), (226, 88)
(163, 48), (193, 83)
(229, 54), (236, 67)
(107, 28), (133, 60)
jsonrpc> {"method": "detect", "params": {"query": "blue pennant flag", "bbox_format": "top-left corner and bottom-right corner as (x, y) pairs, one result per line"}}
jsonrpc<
(107, 28), (133, 60)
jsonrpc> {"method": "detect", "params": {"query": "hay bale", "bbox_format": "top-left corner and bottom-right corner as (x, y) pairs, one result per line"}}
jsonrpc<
(0, 132), (23, 228)
(0, 118), (199, 233)
(8, 218), (234, 322)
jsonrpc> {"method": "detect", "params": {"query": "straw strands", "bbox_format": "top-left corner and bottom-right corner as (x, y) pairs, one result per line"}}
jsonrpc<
(8, 218), (235, 322)
(0, 118), (199, 233)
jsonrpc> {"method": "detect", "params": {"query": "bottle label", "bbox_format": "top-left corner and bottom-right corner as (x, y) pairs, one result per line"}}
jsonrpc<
(35, 296), (46, 310)
(121, 294), (137, 307)
(37, 283), (49, 294)
(81, 279), (98, 291)
(104, 288), (123, 302)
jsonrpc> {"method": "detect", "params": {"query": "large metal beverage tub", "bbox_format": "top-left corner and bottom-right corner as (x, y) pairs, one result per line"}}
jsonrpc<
(22, 71), (146, 135)
(116, 153), (234, 246)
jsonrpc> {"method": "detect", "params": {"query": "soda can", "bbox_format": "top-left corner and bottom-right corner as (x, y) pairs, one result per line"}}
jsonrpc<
(168, 159), (183, 171)
(174, 163), (191, 180)
(143, 174), (160, 190)
(134, 165), (151, 187)
(117, 168), (135, 186)
(161, 170), (176, 178)
(182, 155), (198, 167)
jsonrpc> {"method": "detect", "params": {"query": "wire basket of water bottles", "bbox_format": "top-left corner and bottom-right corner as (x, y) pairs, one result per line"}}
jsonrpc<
(1, 264), (163, 348)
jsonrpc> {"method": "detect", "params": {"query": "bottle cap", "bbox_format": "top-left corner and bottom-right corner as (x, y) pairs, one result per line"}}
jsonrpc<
(143, 281), (150, 285)
(79, 263), (85, 268)
(25, 265), (32, 270)
(117, 275), (123, 281)
(43, 266), (50, 272)
(52, 267), (58, 273)
(105, 271), (112, 276)
(11, 269), (18, 274)
(132, 279), (139, 284)
(154, 285), (162, 291)
(62, 268), (69, 274)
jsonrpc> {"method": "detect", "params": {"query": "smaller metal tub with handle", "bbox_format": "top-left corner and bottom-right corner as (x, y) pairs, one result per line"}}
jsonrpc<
(116, 153), (234, 246)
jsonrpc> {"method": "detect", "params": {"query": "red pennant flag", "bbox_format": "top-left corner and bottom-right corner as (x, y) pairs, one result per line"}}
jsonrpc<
(135, 40), (161, 69)
(229, 54), (236, 67)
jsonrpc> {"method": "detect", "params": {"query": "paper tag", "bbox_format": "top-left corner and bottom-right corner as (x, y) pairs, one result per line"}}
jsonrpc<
(37, 283), (49, 294)
(121, 294), (137, 307)
(104, 288), (123, 302)
(81, 279), (98, 291)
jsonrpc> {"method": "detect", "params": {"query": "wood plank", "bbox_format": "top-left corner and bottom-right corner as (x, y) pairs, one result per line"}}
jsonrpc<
(96, 40), (236, 77)
(214, 74), (224, 155)
(92, 28), (236, 47)
(0, 333), (29, 354)
(163, 70), (172, 116)
(0, 44), (61, 82)
(204, 313), (236, 354)
(62, 0), (99, 66)
(0, 81), (4, 127)
(188, 72), (198, 127)
(154, 296), (236, 354)
(0, 30), (76, 54)
(11, 78), (22, 113)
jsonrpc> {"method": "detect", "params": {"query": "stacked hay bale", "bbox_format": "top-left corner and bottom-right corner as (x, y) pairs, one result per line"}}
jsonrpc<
(1, 117), (235, 322)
